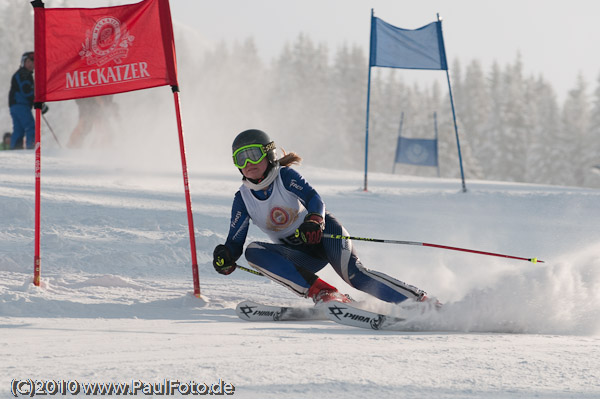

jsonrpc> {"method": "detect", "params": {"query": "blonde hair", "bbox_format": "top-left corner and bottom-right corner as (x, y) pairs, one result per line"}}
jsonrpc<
(277, 148), (302, 167)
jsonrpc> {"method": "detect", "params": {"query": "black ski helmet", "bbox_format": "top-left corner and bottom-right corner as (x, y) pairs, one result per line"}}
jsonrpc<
(231, 129), (277, 165)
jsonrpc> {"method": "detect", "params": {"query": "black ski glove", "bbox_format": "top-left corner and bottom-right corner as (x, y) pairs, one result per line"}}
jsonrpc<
(297, 213), (325, 245)
(213, 244), (236, 275)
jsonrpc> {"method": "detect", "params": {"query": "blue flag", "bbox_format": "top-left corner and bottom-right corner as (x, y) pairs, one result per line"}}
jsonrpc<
(370, 17), (447, 70)
(395, 136), (438, 167)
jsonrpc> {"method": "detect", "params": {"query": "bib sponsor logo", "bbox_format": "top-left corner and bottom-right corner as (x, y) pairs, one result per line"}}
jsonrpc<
(266, 206), (300, 232)
(270, 207), (289, 226)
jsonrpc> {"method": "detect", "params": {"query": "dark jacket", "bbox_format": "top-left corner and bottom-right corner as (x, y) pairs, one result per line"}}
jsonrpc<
(8, 67), (34, 108)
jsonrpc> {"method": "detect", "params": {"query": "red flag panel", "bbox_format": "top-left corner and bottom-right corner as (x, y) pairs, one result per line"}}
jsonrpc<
(34, 0), (178, 102)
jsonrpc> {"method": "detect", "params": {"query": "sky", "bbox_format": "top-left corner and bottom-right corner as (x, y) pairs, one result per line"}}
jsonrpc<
(166, 0), (600, 102)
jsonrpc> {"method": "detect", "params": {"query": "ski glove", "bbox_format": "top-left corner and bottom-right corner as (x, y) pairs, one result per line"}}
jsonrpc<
(41, 103), (49, 115)
(297, 213), (325, 245)
(213, 244), (236, 275)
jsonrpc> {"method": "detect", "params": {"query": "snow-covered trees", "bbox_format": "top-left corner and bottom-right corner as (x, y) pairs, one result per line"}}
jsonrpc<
(2, 0), (598, 188)
(192, 37), (600, 187)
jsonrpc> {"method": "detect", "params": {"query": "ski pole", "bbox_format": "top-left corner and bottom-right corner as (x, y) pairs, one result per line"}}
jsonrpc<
(323, 233), (544, 264)
(42, 114), (63, 148)
(237, 264), (264, 276)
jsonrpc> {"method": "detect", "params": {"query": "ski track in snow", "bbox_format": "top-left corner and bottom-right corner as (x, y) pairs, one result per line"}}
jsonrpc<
(1, 150), (600, 398)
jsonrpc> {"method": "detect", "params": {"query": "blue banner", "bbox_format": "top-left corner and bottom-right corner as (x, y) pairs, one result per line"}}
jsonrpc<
(370, 17), (447, 70)
(395, 136), (438, 167)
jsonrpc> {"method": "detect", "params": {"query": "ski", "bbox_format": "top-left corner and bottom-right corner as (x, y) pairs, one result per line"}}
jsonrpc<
(321, 302), (407, 330)
(236, 300), (412, 331)
(235, 300), (327, 322)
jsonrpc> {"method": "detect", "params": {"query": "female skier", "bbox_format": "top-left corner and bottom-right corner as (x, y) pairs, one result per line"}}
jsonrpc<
(213, 129), (432, 305)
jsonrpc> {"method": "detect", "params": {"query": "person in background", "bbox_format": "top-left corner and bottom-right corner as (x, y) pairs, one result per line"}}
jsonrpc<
(212, 129), (438, 306)
(1, 132), (12, 150)
(8, 52), (36, 149)
(68, 95), (117, 148)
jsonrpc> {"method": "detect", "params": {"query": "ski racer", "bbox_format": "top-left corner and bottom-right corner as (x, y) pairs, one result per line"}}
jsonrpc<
(212, 129), (434, 305)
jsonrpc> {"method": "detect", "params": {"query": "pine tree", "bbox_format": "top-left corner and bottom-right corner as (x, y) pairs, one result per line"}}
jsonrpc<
(476, 62), (500, 180)
(523, 77), (561, 184)
(331, 44), (368, 170)
(586, 73), (600, 187)
(367, 68), (395, 172)
(268, 34), (333, 165)
(501, 54), (529, 181)
(561, 74), (590, 186)
(457, 59), (489, 179)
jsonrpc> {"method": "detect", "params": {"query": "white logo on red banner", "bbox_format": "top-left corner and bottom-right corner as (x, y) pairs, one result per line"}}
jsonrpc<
(79, 17), (135, 66)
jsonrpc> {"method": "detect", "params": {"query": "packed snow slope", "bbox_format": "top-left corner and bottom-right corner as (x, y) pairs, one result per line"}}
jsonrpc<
(1, 149), (599, 398)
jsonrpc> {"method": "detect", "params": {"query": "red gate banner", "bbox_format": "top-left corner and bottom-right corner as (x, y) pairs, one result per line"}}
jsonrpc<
(34, 0), (178, 102)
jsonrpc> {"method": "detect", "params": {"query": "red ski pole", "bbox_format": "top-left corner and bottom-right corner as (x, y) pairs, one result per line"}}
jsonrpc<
(323, 233), (544, 264)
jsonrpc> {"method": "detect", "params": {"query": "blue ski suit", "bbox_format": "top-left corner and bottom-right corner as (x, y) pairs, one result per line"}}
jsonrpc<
(8, 67), (35, 149)
(223, 165), (425, 303)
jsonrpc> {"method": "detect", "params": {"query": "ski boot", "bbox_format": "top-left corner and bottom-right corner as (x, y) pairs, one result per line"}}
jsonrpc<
(417, 293), (443, 310)
(307, 278), (352, 305)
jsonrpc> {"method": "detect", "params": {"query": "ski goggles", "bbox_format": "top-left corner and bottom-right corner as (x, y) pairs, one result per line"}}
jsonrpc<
(232, 142), (275, 169)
